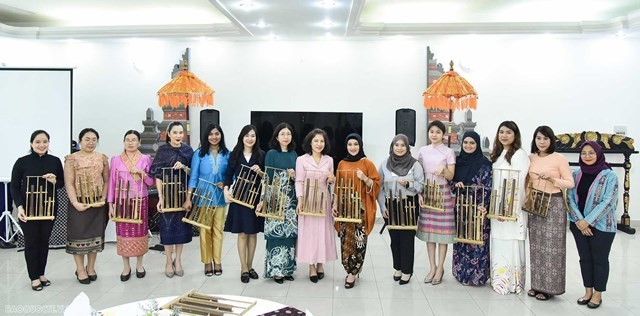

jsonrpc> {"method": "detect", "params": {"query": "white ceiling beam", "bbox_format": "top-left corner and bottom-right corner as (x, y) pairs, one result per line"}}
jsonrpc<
(0, 22), (241, 39)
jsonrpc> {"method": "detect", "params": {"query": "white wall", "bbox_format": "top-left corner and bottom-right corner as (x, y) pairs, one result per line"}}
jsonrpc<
(1, 34), (639, 219)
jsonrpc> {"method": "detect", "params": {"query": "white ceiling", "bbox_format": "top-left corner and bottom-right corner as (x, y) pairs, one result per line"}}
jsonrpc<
(0, 0), (639, 39)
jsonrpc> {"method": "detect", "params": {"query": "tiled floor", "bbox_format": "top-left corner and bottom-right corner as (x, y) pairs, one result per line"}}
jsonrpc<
(1, 220), (639, 315)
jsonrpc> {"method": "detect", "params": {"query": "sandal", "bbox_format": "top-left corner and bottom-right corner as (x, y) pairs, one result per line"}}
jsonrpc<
(536, 293), (552, 301)
(527, 289), (538, 297)
(31, 281), (43, 291)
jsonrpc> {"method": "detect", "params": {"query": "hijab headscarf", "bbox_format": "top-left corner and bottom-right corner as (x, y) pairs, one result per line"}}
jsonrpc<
(453, 131), (491, 184)
(386, 134), (417, 176)
(579, 141), (611, 175)
(343, 133), (366, 162)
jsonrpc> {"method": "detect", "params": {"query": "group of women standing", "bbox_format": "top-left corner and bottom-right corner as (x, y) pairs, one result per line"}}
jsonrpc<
(10, 119), (619, 309)
(442, 121), (616, 310)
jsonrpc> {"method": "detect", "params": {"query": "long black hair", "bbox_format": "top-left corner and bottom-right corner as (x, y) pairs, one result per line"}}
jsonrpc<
(230, 125), (262, 163)
(165, 122), (184, 144)
(269, 122), (296, 152)
(199, 123), (229, 157)
(490, 121), (522, 164)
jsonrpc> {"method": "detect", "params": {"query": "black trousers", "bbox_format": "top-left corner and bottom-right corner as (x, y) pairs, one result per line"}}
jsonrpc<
(389, 229), (416, 274)
(386, 195), (419, 275)
(569, 222), (615, 292)
(20, 219), (54, 281)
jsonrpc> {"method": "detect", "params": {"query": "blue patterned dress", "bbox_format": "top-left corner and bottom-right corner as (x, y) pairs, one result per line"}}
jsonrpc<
(262, 149), (298, 278)
(451, 164), (492, 285)
(150, 143), (194, 245)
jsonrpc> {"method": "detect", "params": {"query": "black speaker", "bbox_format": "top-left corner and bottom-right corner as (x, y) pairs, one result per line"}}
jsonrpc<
(200, 109), (220, 140)
(396, 108), (416, 146)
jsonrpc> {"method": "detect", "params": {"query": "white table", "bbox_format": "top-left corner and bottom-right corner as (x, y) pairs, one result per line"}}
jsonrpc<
(99, 294), (291, 316)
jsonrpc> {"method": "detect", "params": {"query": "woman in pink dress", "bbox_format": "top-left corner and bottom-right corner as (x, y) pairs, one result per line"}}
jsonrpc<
(295, 128), (337, 283)
(107, 130), (155, 281)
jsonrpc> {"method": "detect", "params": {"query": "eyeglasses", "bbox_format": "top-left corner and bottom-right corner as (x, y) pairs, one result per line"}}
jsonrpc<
(580, 152), (596, 157)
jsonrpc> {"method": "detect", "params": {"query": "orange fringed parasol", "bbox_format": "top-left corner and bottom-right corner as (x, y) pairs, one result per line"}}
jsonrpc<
(423, 61), (477, 111)
(157, 70), (214, 108)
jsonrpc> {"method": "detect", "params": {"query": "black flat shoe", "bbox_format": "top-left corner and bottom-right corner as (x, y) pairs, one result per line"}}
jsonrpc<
(284, 275), (294, 281)
(241, 272), (250, 283)
(248, 269), (259, 279)
(587, 299), (602, 309)
(213, 269), (223, 276)
(274, 277), (284, 284)
(136, 268), (146, 279)
(31, 284), (43, 291)
(40, 279), (51, 287)
(317, 272), (325, 280)
(120, 271), (131, 282)
(205, 269), (214, 277)
(309, 275), (318, 283)
(393, 272), (402, 282)
(75, 271), (90, 284)
(399, 274), (413, 285)
(577, 297), (592, 305)
(86, 266), (97, 281)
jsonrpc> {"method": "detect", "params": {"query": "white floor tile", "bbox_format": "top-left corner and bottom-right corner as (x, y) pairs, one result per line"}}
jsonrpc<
(0, 222), (638, 315)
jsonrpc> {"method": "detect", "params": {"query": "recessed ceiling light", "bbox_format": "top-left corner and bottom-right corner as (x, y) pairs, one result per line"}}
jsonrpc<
(320, 20), (335, 28)
(238, 0), (256, 10)
(255, 21), (267, 28)
(322, 32), (334, 40)
(320, 1), (337, 9)
(267, 33), (278, 40)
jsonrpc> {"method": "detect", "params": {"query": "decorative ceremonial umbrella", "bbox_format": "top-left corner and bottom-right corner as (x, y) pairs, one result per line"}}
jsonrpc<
(423, 60), (478, 145)
(157, 70), (214, 108)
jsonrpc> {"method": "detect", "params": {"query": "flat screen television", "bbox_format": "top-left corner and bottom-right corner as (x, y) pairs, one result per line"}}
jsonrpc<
(250, 111), (363, 165)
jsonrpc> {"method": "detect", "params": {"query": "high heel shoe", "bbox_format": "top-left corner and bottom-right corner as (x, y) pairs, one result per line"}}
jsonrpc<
(75, 271), (90, 284)
(173, 260), (184, 277)
(204, 263), (214, 277)
(344, 275), (356, 289)
(213, 263), (222, 276)
(399, 273), (413, 285)
(432, 269), (444, 285)
(165, 263), (175, 278)
(309, 266), (318, 283)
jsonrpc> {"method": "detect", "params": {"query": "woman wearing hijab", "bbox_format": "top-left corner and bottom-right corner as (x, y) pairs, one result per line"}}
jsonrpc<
(333, 133), (381, 289)
(376, 134), (424, 285)
(567, 141), (618, 309)
(450, 131), (492, 286)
